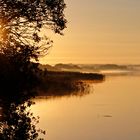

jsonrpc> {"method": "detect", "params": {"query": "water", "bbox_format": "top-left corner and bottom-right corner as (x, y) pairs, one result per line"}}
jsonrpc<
(32, 75), (140, 140)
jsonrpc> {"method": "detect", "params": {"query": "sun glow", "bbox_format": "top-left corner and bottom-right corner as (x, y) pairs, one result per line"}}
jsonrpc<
(40, 0), (140, 65)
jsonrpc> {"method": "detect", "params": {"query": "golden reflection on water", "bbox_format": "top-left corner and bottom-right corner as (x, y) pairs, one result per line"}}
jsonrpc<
(31, 75), (140, 140)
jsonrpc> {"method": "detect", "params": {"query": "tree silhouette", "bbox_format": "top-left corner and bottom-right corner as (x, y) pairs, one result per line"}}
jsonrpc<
(0, 99), (46, 140)
(0, 0), (67, 96)
(0, 0), (67, 60)
(0, 0), (67, 139)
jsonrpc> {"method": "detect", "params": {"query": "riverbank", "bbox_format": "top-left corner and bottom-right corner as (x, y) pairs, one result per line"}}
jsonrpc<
(37, 71), (105, 97)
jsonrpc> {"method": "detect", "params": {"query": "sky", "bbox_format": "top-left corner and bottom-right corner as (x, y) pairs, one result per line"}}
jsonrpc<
(40, 0), (140, 65)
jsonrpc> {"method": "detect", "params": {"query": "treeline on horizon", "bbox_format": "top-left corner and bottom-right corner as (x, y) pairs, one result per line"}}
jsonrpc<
(39, 63), (140, 73)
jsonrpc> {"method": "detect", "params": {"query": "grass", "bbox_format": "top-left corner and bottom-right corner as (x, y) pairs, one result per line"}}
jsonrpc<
(37, 71), (105, 97)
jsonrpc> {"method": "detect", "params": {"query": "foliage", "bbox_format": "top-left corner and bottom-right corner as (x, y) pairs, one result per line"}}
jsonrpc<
(38, 70), (105, 97)
(0, 0), (67, 59)
(0, 100), (45, 140)
(0, 0), (67, 101)
(0, 0), (67, 139)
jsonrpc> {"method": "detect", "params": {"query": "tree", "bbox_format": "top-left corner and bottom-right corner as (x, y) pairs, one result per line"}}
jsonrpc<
(0, 0), (67, 96)
(0, 1), (67, 139)
(0, 0), (67, 107)
(0, 0), (67, 60)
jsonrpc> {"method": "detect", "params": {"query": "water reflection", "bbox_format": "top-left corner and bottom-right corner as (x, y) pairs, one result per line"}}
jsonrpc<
(32, 75), (140, 140)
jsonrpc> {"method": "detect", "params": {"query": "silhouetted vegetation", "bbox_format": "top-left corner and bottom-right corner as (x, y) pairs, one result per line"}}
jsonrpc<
(0, 100), (45, 140)
(0, 0), (67, 96)
(37, 71), (105, 97)
(0, 0), (67, 139)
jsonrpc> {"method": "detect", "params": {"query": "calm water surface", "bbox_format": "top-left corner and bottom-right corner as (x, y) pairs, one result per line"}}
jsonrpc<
(32, 75), (140, 140)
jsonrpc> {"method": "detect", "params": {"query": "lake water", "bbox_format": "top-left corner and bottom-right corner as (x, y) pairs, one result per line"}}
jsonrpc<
(32, 74), (140, 140)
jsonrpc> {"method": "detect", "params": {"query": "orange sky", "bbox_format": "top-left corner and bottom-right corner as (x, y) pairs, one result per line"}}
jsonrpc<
(40, 0), (140, 65)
